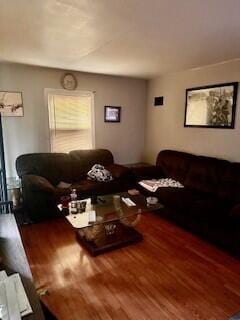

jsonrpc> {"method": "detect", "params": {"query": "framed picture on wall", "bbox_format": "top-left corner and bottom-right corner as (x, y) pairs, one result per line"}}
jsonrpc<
(104, 106), (121, 122)
(0, 91), (24, 117)
(184, 82), (238, 128)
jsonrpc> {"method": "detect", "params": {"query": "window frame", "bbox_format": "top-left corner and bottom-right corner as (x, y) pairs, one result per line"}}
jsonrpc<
(45, 88), (95, 153)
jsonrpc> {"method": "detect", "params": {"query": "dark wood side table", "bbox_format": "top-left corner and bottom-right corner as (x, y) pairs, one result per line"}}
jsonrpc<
(0, 214), (45, 320)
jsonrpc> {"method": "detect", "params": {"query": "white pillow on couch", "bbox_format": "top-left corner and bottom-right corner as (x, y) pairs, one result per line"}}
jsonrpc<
(87, 164), (113, 182)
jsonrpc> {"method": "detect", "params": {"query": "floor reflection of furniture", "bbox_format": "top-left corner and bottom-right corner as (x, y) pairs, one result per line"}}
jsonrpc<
(64, 192), (163, 256)
(0, 214), (45, 320)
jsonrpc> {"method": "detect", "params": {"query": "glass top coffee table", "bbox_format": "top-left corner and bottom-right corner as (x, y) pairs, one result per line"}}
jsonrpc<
(60, 192), (163, 256)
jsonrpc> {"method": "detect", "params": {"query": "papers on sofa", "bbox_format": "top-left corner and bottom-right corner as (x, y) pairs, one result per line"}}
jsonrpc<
(66, 210), (96, 228)
(139, 178), (184, 192)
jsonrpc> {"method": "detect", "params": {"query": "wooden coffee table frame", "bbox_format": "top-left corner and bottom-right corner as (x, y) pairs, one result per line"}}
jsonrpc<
(76, 220), (143, 256)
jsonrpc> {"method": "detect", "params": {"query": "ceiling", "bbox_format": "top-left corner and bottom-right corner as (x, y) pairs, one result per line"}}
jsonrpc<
(1, 0), (240, 79)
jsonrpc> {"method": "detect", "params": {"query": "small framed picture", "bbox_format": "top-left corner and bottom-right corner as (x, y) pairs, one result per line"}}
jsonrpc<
(104, 106), (121, 122)
(0, 91), (24, 117)
(184, 82), (238, 128)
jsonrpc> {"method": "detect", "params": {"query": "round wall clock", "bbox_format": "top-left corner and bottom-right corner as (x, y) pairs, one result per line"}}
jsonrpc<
(61, 73), (77, 90)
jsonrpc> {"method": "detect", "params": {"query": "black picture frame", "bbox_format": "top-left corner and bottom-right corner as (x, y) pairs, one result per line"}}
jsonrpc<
(184, 82), (238, 129)
(104, 106), (121, 122)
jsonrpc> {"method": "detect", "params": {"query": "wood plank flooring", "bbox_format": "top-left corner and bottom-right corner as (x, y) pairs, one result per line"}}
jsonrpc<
(20, 213), (240, 320)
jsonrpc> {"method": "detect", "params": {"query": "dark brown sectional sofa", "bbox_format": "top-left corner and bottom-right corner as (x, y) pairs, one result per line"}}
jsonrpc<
(16, 147), (240, 255)
(16, 149), (133, 222)
(134, 150), (240, 256)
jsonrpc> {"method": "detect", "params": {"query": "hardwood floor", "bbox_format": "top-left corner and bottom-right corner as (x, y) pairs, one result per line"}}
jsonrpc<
(20, 213), (240, 320)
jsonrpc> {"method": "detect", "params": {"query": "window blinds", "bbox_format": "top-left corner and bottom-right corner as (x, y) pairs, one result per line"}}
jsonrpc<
(48, 92), (94, 153)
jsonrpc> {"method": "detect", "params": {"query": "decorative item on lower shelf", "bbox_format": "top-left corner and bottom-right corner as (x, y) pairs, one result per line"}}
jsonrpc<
(79, 216), (104, 241)
(146, 196), (158, 205)
(104, 223), (117, 235)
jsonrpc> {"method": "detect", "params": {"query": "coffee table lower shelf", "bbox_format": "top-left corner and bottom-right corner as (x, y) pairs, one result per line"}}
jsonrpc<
(76, 221), (143, 256)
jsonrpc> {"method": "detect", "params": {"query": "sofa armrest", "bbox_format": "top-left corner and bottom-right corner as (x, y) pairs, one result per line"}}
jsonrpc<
(22, 175), (56, 193)
(131, 165), (164, 181)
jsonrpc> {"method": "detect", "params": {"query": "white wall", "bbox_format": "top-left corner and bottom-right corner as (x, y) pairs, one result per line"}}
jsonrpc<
(144, 60), (240, 164)
(0, 63), (146, 176)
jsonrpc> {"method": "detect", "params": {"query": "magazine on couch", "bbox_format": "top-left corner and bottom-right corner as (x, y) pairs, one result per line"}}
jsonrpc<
(139, 178), (184, 192)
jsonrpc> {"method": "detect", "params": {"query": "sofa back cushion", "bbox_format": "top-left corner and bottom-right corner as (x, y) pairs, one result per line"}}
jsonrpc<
(185, 156), (228, 194)
(69, 149), (114, 182)
(157, 149), (240, 199)
(218, 162), (240, 201)
(16, 153), (72, 185)
(156, 150), (193, 183)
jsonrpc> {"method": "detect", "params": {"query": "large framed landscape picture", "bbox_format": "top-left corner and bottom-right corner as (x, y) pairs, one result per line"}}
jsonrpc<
(184, 82), (238, 128)
(0, 91), (24, 117)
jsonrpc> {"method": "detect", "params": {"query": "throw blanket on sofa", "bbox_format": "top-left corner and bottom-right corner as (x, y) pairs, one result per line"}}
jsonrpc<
(139, 178), (184, 192)
(87, 164), (113, 182)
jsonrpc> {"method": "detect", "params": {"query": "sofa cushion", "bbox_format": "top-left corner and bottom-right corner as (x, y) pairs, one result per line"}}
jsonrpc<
(186, 195), (232, 222)
(155, 187), (203, 211)
(219, 162), (240, 201)
(155, 187), (231, 220)
(131, 165), (163, 181)
(16, 153), (72, 185)
(156, 150), (193, 183)
(106, 164), (130, 179)
(184, 156), (228, 194)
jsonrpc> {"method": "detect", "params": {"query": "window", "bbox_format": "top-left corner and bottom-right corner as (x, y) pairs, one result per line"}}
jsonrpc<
(47, 90), (95, 153)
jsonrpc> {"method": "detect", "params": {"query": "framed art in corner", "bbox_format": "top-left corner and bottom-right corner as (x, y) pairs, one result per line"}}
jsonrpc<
(0, 91), (24, 117)
(104, 106), (121, 122)
(184, 82), (238, 128)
